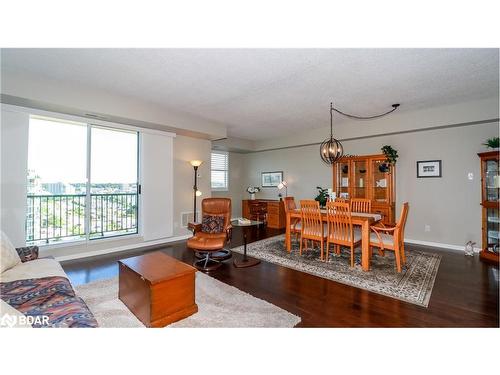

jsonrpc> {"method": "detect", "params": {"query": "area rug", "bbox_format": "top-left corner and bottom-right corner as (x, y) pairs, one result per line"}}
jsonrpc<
(231, 235), (441, 307)
(76, 271), (301, 328)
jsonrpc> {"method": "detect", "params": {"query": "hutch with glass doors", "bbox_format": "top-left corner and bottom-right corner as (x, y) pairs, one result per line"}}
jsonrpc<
(478, 151), (500, 264)
(332, 154), (395, 225)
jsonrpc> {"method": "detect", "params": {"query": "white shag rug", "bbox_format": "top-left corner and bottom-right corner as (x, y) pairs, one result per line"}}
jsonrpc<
(76, 272), (301, 328)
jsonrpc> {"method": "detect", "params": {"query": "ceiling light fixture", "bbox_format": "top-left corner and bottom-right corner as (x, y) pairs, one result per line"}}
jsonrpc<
(320, 102), (400, 165)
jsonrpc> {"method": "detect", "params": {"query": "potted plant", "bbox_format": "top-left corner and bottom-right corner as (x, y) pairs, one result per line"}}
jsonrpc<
(483, 137), (499, 150)
(246, 186), (260, 200)
(315, 186), (329, 208)
(380, 145), (398, 172)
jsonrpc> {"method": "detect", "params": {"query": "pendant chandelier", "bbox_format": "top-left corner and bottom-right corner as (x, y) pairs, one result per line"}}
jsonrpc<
(319, 101), (400, 165)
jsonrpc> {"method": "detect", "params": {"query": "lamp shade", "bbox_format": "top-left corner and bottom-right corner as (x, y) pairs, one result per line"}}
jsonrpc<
(189, 160), (203, 167)
(195, 190), (202, 197)
(277, 181), (287, 190)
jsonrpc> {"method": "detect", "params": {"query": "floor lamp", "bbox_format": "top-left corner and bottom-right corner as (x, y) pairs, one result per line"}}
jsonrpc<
(189, 160), (203, 222)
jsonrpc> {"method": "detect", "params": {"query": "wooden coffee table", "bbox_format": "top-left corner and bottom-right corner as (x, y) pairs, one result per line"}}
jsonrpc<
(118, 251), (198, 327)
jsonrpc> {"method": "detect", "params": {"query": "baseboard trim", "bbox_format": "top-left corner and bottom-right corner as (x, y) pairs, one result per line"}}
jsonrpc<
(55, 234), (478, 261)
(405, 238), (481, 253)
(55, 234), (192, 262)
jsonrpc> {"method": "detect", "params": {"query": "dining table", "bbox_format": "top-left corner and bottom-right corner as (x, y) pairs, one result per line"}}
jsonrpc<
(285, 209), (382, 271)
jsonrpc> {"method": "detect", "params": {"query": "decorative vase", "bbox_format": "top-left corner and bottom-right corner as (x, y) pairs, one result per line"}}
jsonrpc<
(249, 193), (255, 200)
(379, 163), (390, 173)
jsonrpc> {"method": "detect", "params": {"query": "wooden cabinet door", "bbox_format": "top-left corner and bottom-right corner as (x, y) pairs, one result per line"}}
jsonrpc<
(336, 160), (350, 199)
(370, 158), (391, 204)
(352, 159), (368, 199)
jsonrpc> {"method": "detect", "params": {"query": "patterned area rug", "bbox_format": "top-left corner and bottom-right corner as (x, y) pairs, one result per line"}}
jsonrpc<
(231, 235), (441, 307)
(76, 271), (301, 327)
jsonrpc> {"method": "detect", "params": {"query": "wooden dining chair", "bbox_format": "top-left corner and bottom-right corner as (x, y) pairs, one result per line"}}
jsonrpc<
(335, 197), (348, 203)
(369, 202), (409, 272)
(325, 201), (362, 266)
(299, 200), (326, 260)
(350, 198), (371, 213)
(283, 197), (301, 245)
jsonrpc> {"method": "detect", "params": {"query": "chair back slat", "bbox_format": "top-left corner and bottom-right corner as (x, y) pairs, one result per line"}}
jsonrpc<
(283, 196), (297, 214)
(300, 200), (323, 238)
(394, 202), (409, 245)
(326, 201), (353, 243)
(350, 198), (371, 213)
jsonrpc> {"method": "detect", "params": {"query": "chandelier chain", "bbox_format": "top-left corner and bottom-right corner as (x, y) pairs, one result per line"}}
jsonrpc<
(331, 103), (400, 120)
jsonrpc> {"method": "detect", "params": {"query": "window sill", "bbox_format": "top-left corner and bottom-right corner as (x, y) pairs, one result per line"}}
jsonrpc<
(38, 233), (142, 252)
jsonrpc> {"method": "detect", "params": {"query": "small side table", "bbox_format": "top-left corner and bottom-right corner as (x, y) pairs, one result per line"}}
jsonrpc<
(231, 219), (262, 268)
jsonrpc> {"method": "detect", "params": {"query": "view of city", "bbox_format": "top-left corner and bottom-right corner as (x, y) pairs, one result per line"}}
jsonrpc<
(26, 117), (139, 244)
(27, 170), (138, 244)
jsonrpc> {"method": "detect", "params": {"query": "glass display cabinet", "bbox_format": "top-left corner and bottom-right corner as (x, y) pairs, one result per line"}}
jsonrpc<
(333, 154), (395, 224)
(478, 151), (500, 264)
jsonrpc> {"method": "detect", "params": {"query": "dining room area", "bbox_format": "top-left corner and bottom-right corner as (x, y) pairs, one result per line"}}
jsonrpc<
(227, 149), (443, 309)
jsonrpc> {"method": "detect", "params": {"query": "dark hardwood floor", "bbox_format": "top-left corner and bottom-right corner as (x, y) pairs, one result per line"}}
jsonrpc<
(62, 226), (499, 327)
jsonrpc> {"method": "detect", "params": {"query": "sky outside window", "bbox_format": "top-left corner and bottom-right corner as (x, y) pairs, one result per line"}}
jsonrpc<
(28, 117), (138, 194)
(28, 117), (87, 189)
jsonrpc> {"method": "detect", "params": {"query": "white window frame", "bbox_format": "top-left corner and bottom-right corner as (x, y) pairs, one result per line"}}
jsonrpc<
(25, 114), (141, 246)
(211, 150), (229, 192)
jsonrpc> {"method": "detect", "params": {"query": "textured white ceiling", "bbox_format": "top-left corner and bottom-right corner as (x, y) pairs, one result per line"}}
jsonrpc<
(2, 48), (498, 140)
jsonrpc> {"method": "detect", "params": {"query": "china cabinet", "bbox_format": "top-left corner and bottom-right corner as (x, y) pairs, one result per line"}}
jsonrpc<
(333, 154), (395, 224)
(478, 151), (500, 264)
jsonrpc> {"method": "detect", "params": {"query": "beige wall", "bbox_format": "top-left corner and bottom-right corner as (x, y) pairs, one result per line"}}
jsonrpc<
(172, 135), (212, 235)
(224, 121), (499, 249)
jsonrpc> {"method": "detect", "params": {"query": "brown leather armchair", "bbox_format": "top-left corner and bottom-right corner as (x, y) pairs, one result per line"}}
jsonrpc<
(187, 198), (232, 271)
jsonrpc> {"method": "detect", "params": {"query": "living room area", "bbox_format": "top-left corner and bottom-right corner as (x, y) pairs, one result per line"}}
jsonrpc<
(1, 1), (499, 374)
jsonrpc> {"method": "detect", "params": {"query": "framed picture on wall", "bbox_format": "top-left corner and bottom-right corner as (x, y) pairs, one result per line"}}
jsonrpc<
(261, 171), (283, 187)
(417, 160), (442, 178)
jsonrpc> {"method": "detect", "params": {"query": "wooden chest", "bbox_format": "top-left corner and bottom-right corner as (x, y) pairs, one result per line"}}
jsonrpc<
(118, 251), (198, 327)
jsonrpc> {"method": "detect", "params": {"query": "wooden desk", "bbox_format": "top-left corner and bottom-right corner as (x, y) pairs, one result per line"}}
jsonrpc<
(285, 209), (381, 271)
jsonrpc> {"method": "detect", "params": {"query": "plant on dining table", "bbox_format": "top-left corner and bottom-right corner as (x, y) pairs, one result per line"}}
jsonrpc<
(315, 186), (329, 208)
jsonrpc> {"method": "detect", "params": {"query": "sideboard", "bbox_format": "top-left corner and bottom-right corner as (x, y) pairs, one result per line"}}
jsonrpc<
(242, 199), (285, 229)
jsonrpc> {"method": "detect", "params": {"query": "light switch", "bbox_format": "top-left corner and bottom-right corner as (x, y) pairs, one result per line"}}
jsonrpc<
(467, 172), (474, 180)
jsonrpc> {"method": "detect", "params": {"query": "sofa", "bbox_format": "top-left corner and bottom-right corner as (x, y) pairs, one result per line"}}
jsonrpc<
(1, 231), (98, 328)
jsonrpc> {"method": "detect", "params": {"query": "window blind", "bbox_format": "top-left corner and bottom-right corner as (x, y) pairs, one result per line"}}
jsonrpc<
(211, 151), (228, 190)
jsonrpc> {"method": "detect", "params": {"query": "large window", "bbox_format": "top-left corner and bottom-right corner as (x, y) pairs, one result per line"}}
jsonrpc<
(26, 116), (139, 245)
(211, 151), (229, 191)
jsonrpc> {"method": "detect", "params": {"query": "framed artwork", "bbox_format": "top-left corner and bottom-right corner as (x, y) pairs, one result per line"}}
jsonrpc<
(417, 160), (442, 178)
(261, 171), (283, 187)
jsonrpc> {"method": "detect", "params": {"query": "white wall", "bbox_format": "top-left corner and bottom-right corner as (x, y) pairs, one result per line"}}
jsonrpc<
(254, 97), (499, 151)
(0, 108), (29, 247)
(140, 133), (174, 241)
(0, 105), (212, 259)
(236, 121), (498, 248)
(212, 151), (245, 217)
(172, 135), (212, 235)
(2, 70), (226, 140)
